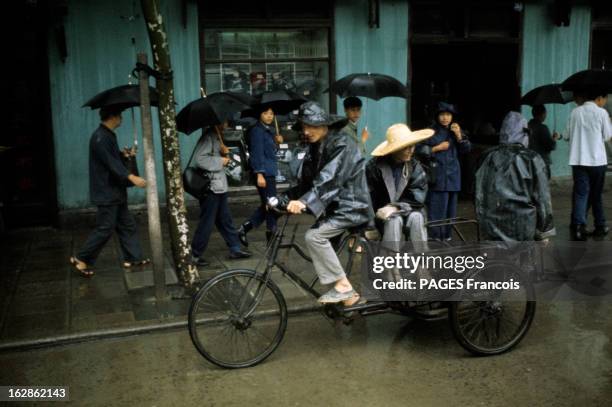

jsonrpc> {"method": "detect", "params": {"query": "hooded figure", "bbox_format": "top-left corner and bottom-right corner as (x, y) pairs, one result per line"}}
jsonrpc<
(367, 123), (434, 244)
(282, 101), (373, 305)
(475, 143), (555, 241)
(499, 111), (530, 147)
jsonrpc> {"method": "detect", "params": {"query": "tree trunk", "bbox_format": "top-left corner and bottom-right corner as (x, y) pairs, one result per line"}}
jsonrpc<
(140, 0), (198, 286)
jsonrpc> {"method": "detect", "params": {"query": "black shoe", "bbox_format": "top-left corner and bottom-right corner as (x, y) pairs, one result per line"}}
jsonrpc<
(238, 221), (253, 247)
(229, 249), (251, 259)
(571, 225), (588, 241)
(592, 226), (609, 237)
(192, 256), (209, 267)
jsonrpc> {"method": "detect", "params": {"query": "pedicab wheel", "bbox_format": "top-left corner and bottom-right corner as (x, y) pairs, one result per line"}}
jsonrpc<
(188, 269), (288, 368)
(449, 265), (536, 355)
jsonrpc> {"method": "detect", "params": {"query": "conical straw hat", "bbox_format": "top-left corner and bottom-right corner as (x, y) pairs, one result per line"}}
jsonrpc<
(371, 123), (434, 156)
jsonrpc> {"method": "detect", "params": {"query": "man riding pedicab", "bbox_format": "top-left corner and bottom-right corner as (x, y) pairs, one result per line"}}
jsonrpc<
(281, 102), (373, 306)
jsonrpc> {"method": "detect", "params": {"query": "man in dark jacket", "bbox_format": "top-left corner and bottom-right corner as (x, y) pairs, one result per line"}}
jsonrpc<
(528, 105), (559, 179)
(367, 123), (434, 244)
(70, 106), (148, 276)
(284, 102), (373, 305)
(475, 143), (555, 241)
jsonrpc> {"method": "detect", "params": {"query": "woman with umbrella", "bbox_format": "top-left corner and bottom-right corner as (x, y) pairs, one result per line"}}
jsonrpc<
(176, 92), (255, 265)
(189, 120), (252, 265)
(238, 104), (284, 245)
(416, 102), (471, 240)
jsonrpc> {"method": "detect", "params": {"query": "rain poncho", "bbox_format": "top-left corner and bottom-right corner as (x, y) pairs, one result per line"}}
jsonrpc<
(282, 128), (373, 227)
(499, 111), (529, 147)
(475, 144), (555, 241)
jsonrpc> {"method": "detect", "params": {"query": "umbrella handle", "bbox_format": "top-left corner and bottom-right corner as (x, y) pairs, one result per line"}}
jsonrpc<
(273, 117), (284, 144)
(130, 107), (138, 153)
(215, 126), (229, 156)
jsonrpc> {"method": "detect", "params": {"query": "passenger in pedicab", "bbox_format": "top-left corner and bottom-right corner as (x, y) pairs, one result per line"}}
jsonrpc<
(366, 123), (434, 246)
(281, 101), (374, 306)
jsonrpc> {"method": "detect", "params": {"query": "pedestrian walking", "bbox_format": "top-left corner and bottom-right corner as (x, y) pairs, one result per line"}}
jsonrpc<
(238, 106), (282, 245)
(566, 91), (612, 240)
(190, 122), (251, 266)
(70, 106), (149, 277)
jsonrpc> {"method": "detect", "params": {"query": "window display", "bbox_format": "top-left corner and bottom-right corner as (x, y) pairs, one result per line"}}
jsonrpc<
(202, 28), (330, 187)
(203, 28), (330, 111)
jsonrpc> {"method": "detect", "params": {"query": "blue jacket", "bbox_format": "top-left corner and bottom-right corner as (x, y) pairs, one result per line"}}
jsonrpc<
(89, 125), (132, 205)
(248, 121), (278, 177)
(417, 123), (471, 192)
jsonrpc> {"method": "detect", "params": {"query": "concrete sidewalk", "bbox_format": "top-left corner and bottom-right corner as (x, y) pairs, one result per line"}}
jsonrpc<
(0, 199), (325, 350)
(0, 181), (609, 350)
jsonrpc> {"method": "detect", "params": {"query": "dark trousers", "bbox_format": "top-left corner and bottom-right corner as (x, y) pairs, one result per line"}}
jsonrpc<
(571, 165), (607, 227)
(247, 176), (278, 231)
(191, 192), (241, 258)
(545, 164), (551, 180)
(426, 191), (458, 240)
(77, 203), (143, 265)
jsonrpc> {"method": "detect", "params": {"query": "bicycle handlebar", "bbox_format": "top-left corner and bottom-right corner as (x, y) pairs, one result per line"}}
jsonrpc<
(267, 196), (307, 215)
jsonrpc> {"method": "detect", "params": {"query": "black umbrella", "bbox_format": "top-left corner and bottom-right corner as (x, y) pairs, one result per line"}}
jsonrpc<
(83, 84), (159, 109)
(241, 90), (307, 118)
(520, 84), (573, 106)
(176, 92), (254, 135)
(327, 73), (409, 100)
(561, 69), (612, 93)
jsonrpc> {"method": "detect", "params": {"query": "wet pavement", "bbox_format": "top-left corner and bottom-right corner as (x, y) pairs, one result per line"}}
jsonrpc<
(0, 302), (610, 406)
(0, 181), (611, 405)
(0, 197), (320, 347)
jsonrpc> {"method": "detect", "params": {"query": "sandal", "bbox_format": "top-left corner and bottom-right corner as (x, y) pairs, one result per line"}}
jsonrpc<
(343, 292), (365, 307)
(348, 237), (363, 253)
(69, 256), (94, 277)
(123, 259), (151, 268)
(318, 287), (355, 304)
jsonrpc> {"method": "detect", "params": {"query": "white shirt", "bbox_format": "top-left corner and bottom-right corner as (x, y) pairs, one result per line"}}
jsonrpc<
(567, 101), (612, 166)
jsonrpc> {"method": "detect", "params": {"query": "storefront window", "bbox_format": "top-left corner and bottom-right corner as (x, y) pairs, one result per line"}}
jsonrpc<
(202, 29), (330, 111)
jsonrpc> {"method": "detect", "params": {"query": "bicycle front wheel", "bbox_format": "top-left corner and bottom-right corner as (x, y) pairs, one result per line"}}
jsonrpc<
(188, 269), (288, 368)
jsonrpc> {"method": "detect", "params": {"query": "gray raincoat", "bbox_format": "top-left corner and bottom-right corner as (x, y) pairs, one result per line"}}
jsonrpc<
(284, 129), (373, 228)
(475, 144), (555, 241)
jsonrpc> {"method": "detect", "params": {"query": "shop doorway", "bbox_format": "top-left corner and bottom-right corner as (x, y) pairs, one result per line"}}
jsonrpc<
(409, 42), (520, 141)
(408, 1), (521, 196)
